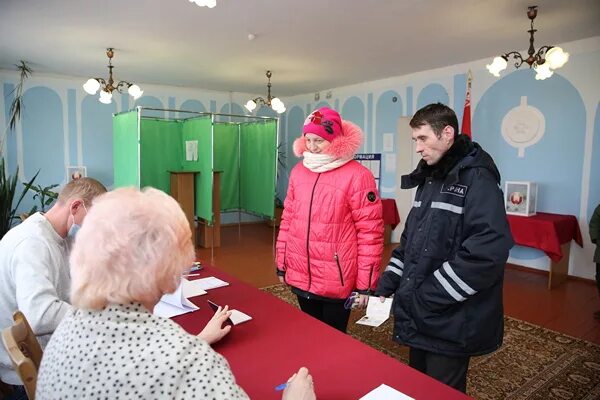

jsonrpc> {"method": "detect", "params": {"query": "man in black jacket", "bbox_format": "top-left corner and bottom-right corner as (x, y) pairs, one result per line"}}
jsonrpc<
(376, 103), (513, 393)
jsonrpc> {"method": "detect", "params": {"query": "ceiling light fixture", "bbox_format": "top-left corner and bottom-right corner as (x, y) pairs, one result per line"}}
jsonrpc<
(189, 0), (216, 8)
(83, 48), (143, 104)
(245, 70), (286, 114)
(486, 6), (569, 81)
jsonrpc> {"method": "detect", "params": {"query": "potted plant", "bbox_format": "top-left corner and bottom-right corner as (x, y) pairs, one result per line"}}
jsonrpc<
(1, 61), (38, 238)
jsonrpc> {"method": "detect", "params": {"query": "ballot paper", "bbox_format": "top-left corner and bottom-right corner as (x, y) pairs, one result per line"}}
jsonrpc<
(229, 309), (253, 325)
(153, 280), (199, 318)
(193, 277), (230, 290)
(359, 384), (415, 400)
(355, 296), (393, 327)
(182, 278), (208, 298)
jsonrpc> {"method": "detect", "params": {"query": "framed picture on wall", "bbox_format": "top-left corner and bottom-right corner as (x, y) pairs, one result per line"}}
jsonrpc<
(67, 165), (87, 181)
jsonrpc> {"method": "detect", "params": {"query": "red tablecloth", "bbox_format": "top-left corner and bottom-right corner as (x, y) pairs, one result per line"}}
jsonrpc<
(173, 266), (470, 400)
(507, 212), (583, 262)
(382, 198), (401, 229)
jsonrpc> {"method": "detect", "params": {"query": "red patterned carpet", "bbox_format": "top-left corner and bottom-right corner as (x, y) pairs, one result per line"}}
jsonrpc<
(262, 284), (600, 400)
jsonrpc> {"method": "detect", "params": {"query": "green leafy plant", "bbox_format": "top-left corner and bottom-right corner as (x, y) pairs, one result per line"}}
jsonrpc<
(23, 182), (59, 213)
(0, 159), (38, 238)
(8, 61), (33, 132)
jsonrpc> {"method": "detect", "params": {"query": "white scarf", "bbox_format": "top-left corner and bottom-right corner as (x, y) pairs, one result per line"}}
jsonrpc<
(302, 151), (352, 173)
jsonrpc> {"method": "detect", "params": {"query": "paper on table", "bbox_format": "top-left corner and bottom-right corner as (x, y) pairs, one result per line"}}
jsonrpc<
(153, 280), (199, 318)
(229, 309), (252, 325)
(355, 296), (393, 327)
(182, 278), (208, 298)
(194, 277), (229, 290)
(359, 384), (414, 400)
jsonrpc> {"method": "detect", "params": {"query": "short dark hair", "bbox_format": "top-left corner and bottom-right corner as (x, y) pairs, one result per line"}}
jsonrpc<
(409, 103), (459, 139)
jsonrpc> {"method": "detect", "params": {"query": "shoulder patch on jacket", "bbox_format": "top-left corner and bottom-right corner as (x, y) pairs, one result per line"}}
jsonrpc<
(441, 184), (468, 197)
(367, 192), (376, 202)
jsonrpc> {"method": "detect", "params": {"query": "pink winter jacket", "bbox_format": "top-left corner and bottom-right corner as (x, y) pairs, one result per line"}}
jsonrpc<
(276, 122), (384, 300)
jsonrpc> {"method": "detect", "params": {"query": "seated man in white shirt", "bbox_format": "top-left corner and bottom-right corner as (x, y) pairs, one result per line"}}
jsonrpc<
(0, 177), (107, 393)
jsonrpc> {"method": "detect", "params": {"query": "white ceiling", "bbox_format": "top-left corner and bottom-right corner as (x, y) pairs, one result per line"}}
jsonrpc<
(1, 0), (599, 96)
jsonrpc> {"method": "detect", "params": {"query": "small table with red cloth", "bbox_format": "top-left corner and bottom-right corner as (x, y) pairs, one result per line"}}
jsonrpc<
(382, 198), (401, 244)
(507, 212), (583, 289)
(173, 266), (470, 400)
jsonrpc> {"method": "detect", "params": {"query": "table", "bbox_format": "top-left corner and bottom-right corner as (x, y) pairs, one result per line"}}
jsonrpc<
(173, 266), (470, 400)
(381, 198), (401, 244)
(507, 212), (583, 289)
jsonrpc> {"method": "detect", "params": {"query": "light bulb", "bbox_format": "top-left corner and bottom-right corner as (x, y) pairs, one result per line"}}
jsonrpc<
(83, 78), (100, 95)
(486, 56), (508, 77)
(99, 90), (113, 104)
(545, 47), (569, 70)
(245, 100), (257, 112)
(534, 63), (553, 80)
(205, 0), (216, 7)
(128, 84), (143, 99)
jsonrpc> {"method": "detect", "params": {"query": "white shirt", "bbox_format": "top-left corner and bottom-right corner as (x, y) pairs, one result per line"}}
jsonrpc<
(0, 212), (72, 385)
(37, 303), (249, 399)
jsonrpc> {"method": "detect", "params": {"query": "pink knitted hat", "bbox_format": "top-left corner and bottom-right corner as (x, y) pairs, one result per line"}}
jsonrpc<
(302, 107), (342, 142)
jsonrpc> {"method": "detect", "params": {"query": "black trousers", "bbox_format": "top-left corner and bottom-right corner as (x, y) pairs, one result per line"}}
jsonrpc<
(409, 347), (470, 393)
(296, 296), (351, 333)
(596, 263), (600, 295)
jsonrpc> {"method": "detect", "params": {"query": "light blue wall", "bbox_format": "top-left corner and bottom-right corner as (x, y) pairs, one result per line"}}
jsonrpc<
(2, 37), (598, 277)
(281, 37), (600, 278)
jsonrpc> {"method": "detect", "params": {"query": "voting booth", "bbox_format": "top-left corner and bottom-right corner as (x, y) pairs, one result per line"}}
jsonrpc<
(113, 107), (279, 246)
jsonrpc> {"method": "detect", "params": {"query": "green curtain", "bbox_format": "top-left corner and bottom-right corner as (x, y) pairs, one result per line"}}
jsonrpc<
(139, 119), (182, 193)
(182, 117), (213, 222)
(214, 123), (240, 211)
(113, 111), (140, 188)
(240, 121), (277, 218)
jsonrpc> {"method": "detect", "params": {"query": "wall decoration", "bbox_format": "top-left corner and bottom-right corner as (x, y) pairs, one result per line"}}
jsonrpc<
(67, 165), (87, 181)
(501, 96), (545, 157)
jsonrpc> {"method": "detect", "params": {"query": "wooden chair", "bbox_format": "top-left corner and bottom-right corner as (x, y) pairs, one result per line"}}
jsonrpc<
(1, 311), (43, 400)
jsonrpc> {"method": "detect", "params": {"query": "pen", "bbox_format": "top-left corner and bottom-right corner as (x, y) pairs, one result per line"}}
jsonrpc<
(274, 383), (287, 391)
(183, 273), (200, 277)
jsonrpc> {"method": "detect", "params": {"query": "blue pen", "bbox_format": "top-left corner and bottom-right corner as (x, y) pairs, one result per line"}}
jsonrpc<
(274, 383), (288, 391)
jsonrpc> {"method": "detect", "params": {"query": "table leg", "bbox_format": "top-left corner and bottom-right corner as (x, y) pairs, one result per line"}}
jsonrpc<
(548, 243), (570, 289)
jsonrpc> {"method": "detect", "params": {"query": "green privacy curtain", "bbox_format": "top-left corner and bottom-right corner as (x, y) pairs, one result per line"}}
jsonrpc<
(113, 109), (277, 223)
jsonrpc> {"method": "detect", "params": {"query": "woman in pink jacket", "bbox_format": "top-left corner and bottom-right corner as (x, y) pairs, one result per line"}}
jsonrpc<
(276, 107), (384, 333)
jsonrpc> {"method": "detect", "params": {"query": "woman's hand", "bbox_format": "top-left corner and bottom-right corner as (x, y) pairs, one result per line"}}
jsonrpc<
(355, 293), (369, 309)
(282, 367), (316, 400)
(198, 305), (233, 345)
(278, 275), (288, 286)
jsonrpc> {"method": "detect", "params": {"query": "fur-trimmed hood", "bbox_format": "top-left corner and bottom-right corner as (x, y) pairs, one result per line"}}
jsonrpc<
(293, 120), (363, 159)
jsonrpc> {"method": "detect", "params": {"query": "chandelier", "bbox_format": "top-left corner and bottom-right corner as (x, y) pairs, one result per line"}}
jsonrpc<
(83, 48), (143, 104)
(189, 0), (216, 7)
(486, 6), (569, 81)
(245, 70), (286, 114)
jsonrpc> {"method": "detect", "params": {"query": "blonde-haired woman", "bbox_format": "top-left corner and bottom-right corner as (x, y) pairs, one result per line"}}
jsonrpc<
(36, 187), (315, 400)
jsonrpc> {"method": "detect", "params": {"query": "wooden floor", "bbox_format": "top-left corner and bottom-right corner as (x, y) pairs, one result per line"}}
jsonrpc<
(197, 224), (600, 344)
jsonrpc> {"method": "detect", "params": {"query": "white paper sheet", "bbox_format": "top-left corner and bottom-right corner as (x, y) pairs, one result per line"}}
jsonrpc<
(182, 278), (208, 298)
(355, 296), (393, 327)
(153, 280), (199, 318)
(194, 277), (229, 290)
(359, 384), (414, 400)
(185, 140), (198, 161)
(229, 309), (252, 325)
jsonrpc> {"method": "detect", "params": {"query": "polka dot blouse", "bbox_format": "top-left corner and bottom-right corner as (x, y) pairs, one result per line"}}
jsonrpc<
(36, 303), (249, 399)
